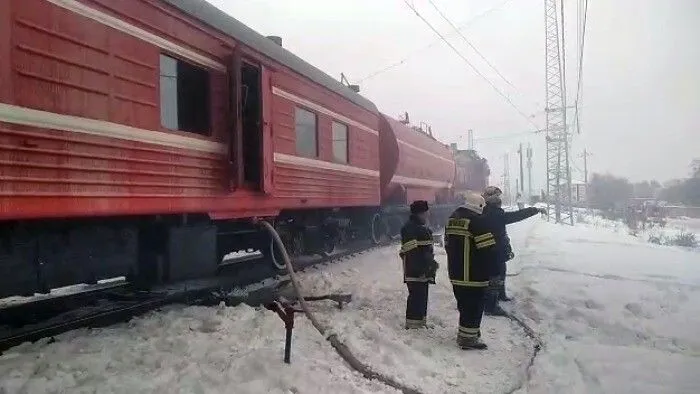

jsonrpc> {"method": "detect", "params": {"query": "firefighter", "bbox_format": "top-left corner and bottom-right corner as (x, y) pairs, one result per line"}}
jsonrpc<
(445, 192), (495, 349)
(481, 186), (544, 316)
(400, 200), (438, 329)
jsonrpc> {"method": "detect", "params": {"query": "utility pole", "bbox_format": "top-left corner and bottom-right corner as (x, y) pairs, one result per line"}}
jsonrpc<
(543, 0), (574, 225)
(504, 153), (510, 206)
(579, 149), (592, 207)
(580, 148), (592, 184)
(517, 143), (525, 195)
(527, 144), (533, 201)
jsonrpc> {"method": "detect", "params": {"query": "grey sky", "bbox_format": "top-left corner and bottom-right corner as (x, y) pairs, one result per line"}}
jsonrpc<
(205, 0), (699, 192)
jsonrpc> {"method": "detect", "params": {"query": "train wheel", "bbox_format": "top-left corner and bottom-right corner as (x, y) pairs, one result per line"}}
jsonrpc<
(319, 236), (335, 256)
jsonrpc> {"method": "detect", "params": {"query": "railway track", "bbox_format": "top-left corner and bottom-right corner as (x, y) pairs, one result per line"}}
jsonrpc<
(0, 238), (397, 354)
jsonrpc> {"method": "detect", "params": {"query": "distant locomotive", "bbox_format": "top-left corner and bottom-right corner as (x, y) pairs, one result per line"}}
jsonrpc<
(0, 0), (488, 298)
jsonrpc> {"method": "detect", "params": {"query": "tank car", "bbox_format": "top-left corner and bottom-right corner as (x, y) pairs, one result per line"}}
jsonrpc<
(376, 114), (457, 235)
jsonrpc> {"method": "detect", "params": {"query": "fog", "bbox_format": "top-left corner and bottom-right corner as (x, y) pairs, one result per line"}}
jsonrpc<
(206, 0), (700, 191)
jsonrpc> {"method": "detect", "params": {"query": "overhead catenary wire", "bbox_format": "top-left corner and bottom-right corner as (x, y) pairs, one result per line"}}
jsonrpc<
(475, 128), (546, 142)
(573, 0), (589, 135)
(558, 0), (568, 118)
(402, 0), (540, 131)
(426, 0), (517, 91)
(356, 0), (513, 84)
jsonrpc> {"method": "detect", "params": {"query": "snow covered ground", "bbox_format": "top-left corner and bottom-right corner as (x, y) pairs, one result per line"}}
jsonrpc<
(1, 213), (699, 393)
(0, 303), (396, 394)
(507, 218), (700, 393)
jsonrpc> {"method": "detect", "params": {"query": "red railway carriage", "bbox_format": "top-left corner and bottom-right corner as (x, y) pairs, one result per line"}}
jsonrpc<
(0, 0), (385, 298)
(0, 0), (381, 222)
(0, 0), (469, 299)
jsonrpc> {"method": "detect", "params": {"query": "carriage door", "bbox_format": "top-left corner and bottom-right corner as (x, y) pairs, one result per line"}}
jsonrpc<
(239, 60), (273, 193)
(239, 60), (263, 190)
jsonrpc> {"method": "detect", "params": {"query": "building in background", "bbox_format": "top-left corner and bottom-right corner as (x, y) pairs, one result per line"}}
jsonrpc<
(571, 181), (587, 203)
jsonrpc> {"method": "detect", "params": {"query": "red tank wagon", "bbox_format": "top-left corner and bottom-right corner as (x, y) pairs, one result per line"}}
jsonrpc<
(379, 114), (455, 205)
(377, 114), (457, 235)
(0, 0), (478, 299)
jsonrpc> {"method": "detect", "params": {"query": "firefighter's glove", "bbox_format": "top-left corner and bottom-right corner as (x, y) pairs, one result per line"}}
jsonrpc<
(507, 251), (515, 260)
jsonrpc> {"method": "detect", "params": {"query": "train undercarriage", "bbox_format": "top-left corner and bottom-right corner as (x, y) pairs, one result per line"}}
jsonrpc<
(0, 204), (456, 301)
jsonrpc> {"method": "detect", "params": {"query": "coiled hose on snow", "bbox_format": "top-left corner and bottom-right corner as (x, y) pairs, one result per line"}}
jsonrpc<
(257, 220), (423, 394)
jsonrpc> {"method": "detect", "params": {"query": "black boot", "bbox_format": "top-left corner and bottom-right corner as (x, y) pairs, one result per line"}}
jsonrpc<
(498, 291), (512, 302)
(458, 336), (488, 350)
(498, 276), (512, 301)
(405, 318), (428, 329)
(484, 288), (507, 316)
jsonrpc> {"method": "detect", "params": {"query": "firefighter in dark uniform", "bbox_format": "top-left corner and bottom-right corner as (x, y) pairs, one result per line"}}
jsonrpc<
(481, 186), (544, 316)
(400, 200), (438, 329)
(445, 192), (496, 349)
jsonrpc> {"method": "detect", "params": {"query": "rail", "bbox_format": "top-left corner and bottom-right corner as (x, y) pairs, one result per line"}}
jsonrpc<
(0, 236), (395, 354)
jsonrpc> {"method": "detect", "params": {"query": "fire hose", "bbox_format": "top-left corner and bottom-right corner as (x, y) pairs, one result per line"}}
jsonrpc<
(257, 220), (423, 394)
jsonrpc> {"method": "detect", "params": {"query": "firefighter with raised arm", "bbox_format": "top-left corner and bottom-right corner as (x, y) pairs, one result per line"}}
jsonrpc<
(445, 192), (496, 349)
(481, 186), (545, 316)
(399, 200), (438, 329)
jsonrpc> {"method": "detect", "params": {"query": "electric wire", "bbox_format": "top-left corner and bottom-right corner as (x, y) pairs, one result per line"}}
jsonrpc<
(427, 0), (517, 90)
(356, 0), (513, 84)
(573, 0), (589, 134)
(402, 0), (540, 130)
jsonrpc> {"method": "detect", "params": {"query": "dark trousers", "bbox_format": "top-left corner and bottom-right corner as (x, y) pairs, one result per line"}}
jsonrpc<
(486, 260), (508, 309)
(406, 282), (429, 326)
(452, 285), (486, 339)
(485, 276), (504, 311)
(498, 275), (508, 299)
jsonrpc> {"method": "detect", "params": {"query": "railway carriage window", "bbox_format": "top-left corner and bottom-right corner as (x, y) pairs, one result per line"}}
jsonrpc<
(332, 121), (349, 163)
(159, 54), (211, 135)
(295, 107), (317, 157)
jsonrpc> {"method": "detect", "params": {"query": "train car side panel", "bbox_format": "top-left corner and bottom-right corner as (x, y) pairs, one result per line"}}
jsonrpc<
(80, 0), (232, 61)
(0, 0), (235, 220)
(0, 2), (14, 104)
(268, 70), (381, 208)
(1, 0), (384, 221)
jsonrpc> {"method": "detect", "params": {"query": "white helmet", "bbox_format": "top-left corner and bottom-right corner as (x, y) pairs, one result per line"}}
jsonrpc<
(462, 192), (486, 214)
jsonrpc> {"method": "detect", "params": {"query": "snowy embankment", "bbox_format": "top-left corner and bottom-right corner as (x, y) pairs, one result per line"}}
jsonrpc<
(506, 217), (700, 393)
(576, 210), (699, 251)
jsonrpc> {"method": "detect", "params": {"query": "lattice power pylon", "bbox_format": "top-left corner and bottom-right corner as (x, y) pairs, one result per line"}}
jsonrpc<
(544, 0), (573, 224)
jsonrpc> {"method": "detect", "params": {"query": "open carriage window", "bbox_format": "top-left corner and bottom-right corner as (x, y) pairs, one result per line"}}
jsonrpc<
(160, 54), (211, 135)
